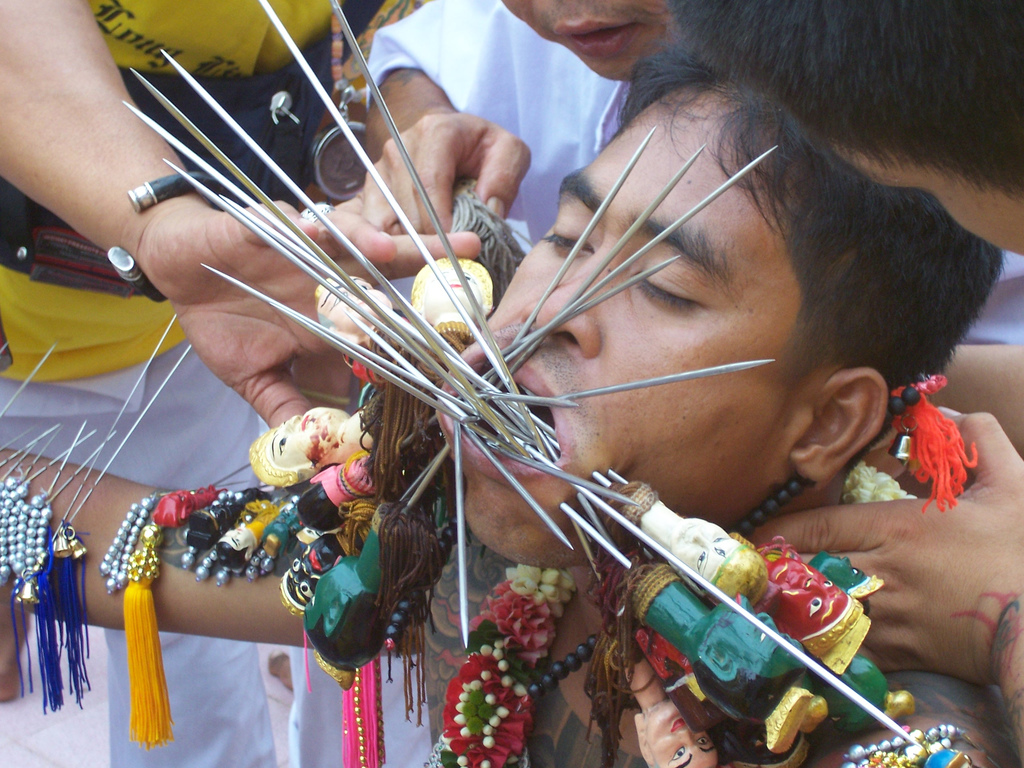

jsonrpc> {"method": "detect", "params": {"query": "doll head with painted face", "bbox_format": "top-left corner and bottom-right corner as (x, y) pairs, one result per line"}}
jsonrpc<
(633, 660), (720, 768)
(249, 407), (366, 487)
(315, 277), (393, 348)
(410, 258), (493, 328)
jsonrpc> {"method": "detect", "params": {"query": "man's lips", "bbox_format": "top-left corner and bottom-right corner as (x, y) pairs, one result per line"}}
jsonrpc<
(438, 410), (552, 485)
(444, 339), (573, 483)
(557, 22), (639, 60)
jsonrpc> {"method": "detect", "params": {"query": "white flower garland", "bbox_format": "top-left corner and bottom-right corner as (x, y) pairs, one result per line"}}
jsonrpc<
(842, 461), (915, 504)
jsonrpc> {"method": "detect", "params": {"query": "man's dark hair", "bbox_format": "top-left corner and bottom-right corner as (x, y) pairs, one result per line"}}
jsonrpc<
(620, 48), (1003, 389)
(667, 0), (1024, 194)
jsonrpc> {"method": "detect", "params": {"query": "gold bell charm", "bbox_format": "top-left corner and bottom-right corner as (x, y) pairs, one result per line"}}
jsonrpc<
(889, 432), (912, 463)
(64, 524), (88, 559)
(52, 526), (74, 558)
(16, 578), (39, 605)
(69, 535), (88, 560)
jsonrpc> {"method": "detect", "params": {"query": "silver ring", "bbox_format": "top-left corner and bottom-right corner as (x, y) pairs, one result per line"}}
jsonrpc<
(300, 202), (335, 222)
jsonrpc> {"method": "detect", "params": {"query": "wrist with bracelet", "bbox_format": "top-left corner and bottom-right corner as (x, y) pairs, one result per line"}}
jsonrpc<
(110, 170), (228, 302)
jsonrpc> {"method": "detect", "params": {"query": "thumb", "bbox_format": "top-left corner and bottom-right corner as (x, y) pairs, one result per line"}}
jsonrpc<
(242, 370), (311, 428)
(473, 133), (530, 220)
(948, 410), (1024, 495)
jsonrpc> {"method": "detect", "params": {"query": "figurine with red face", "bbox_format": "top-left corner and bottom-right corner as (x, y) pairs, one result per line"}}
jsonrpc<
(758, 539), (868, 675)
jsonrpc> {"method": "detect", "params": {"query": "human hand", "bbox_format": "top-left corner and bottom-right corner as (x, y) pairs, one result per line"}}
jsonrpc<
(129, 194), (479, 427)
(362, 109), (531, 235)
(756, 412), (1024, 687)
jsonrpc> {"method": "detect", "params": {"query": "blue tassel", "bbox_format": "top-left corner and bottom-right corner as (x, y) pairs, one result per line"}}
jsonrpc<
(54, 524), (90, 706)
(32, 537), (64, 713)
(8, 591), (31, 697)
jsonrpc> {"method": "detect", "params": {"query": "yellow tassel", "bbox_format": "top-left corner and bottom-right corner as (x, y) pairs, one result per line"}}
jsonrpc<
(124, 525), (174, 748)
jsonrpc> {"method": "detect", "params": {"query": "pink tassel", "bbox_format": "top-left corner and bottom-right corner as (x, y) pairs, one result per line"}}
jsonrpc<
(342, 658), (384, 768)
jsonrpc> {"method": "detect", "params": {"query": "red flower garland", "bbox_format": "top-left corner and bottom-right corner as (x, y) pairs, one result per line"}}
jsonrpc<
(440, 566), (575, 768)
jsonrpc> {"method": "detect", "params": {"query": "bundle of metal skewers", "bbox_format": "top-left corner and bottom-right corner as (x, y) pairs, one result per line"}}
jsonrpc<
(105, 0), (957, 765)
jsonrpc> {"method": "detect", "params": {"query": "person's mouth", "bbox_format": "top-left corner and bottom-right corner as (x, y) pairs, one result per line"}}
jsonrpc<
(436, 355), (570, 484)
(555, 21), (640, 60)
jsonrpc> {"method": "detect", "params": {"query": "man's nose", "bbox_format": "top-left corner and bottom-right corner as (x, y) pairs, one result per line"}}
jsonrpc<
(521, 267), (603, 360)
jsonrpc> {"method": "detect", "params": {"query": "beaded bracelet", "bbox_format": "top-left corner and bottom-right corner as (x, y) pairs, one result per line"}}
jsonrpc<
(0, 474), (53, 594)
(842, 724), (973, 768)
(99, 492), (160, 594)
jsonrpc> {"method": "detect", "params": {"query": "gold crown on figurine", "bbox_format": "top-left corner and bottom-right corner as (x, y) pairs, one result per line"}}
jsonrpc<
(801, 599), (870, 675)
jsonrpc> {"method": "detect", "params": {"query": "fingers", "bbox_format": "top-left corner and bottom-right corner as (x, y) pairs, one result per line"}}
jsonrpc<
(754, 498), (915, 560)
(474, 130), (531, 221)
(361, 112), (530, 237)
(316, 200), (482, 282)
(361, 117), (458, 234)
(384, 230), (481, 280)
(949, 411), (1024, 492)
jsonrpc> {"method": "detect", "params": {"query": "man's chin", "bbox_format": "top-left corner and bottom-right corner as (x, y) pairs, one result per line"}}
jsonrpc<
(464, 489), (587, 567)
(472, 523), (588, 568)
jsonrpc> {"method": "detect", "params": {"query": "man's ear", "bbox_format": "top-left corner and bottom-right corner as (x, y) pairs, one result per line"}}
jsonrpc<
(788, 367), (888, 483)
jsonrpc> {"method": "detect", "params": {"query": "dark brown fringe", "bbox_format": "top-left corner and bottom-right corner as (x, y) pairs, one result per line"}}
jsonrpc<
(375, 502), (444, 615)
(397, 621), (428, 726)
(586, 555), (656, 768)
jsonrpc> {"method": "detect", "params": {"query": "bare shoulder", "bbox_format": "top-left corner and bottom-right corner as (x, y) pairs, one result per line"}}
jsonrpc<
(806, 672), (1019, 768)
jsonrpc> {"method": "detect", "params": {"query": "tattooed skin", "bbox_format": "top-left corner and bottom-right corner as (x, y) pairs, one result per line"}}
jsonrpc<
(159, 522), (190, 568)
(992, 596), (1024, 761)
(950, 590), (1024, 759)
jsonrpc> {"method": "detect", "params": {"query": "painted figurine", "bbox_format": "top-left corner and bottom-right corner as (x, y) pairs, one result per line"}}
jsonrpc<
(249, 406), (367, 487)
(410, 258), (494, 328)
(632, 658), (723, 768)
(315, 276), (393, 348)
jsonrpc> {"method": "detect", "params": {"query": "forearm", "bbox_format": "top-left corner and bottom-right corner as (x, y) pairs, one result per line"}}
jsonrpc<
(0, 0), (184, 255)
(365, 68), (456, 159)
(6, 450), (303, 646)
(937, 344), (1024, 457)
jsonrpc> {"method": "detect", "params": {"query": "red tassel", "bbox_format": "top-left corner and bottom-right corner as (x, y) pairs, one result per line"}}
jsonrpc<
(891, 376), (977, 512)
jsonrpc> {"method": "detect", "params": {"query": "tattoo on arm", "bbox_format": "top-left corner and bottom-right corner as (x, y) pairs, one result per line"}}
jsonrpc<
(992, 597), (1024, 759)
(158, 524), (189, 569)
(809, 671), (1019, 767)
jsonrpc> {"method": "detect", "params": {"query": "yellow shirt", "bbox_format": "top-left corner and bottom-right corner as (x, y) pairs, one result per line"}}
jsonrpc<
(94, 0), (330, 76)
(1, 0), (330, 382)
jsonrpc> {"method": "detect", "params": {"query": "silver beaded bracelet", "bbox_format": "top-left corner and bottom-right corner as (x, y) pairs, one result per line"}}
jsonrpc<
(98, 492), (161, 594)
(842, 723), (972, 768)
(0, 474), (53, 593)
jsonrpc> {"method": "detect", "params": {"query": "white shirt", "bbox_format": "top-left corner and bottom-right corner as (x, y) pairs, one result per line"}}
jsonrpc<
(966, 251), (1024, 345)
(368, 0), (625, 243)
